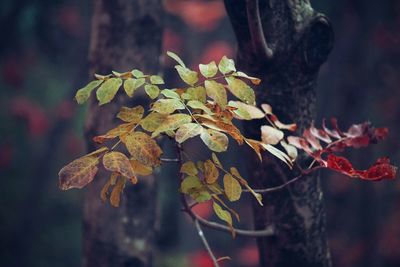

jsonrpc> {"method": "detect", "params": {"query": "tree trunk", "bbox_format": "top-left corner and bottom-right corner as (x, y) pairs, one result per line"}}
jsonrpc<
(224, 1), (334, 266)
(83, 1), (163, 267)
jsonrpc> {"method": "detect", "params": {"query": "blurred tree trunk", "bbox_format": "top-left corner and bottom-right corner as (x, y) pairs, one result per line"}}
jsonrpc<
(83, 1), (163, 267)
(224, 1), (334, 266)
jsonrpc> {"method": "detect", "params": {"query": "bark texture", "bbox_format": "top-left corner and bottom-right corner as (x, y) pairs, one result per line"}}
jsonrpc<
(83, 1), (163, 267)
(224, 1), (334, 266)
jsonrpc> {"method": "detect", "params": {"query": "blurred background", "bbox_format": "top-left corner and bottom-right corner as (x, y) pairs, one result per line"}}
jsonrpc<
(0, 0), (399, 267)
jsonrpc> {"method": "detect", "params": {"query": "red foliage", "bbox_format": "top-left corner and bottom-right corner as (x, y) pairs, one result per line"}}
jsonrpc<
(165, 0), (226, 31)
(11, 97), (49, 137)
(189, 250), (215, 267)
(288, 118), (397, 180)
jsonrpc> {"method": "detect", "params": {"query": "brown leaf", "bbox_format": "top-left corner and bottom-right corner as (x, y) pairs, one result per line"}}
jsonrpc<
(110, 176), (127, 207)
(125, 131), (163, 166)
(59, 154), (99, 190)
(103, 152), (135, 179)
(204, 160), (219, 184)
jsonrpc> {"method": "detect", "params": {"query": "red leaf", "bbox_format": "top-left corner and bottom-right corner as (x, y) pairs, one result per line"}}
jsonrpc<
(326, 154), (397, 181)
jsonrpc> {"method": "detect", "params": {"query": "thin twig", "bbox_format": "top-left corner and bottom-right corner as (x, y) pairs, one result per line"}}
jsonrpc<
(160, 157), (180, 162)
(176, 143), (276, 238)
(243, 166), (323, 194)
(194, 219), (221, 267)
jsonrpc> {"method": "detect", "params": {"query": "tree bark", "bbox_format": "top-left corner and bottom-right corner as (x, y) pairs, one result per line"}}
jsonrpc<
(224, 1), (334, 266)
(83, 1), (163, 267)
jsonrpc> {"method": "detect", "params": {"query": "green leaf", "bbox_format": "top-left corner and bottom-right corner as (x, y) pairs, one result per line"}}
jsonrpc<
(131, 69), (145, 78)
(204, 80), (227, 109)
(225, 76), (255, 105)
(218, 56), (236, 75)
(230, 167), (263, 206)
(180, 161), (198, 176)
(103, 152), (135, 179)
(228, 101), (264, 120)
(200, 128), (228, 152)
(199, 61), (218, 78)
(233, 71), (261, 85)
(213, 202), (233, 227)
(167, 51), (186, 67)
(211, 153), (223, 168)
(124, 131), (163, 166)
(152, 114), (192, 137)
(181, 176), (202, 194)
(144, 84), (160, 99)
(161, 89), (180, 99)
(140, 112), (168, 132)
(150, 75), (165, 85)
(124, 78), (145, 97)
(96, 78), (123, 105)
(182, 86), (207, 103)
(117, 105), (144, 123)
(75, 80), (103, 104)
(204, 160), (219, 184)
(175, 65), (198, 86)
(223, 173), (242, 201)
(151, 98), (185, 114)
(58, 154), (100, 190)
(187, 100), (213, 115)
(175, 123), (203, 143)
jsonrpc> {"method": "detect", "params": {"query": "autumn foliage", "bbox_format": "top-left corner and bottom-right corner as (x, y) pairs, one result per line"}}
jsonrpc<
(58, 52), (397, 262)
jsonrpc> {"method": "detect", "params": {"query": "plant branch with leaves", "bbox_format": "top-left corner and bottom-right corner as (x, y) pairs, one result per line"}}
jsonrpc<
(58, 52), (397, 266)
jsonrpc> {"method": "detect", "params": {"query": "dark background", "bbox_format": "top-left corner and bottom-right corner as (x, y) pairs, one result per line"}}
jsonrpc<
(0, 0), (399, 267)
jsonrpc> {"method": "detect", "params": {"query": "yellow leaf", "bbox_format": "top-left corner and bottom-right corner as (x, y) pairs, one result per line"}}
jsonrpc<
(187, 100), (213, 115)
(199, 117), (244, 145)
(175, 123), (203, 143)
(93, 123), (135, 144)
(204, 160), (219, 184)
(180, 161), (198, 176)
(225, 76), (255, 105)
(223, 173), (242, 201)
(211, 152), (223, 168)
(228, 101), (265, 120)
(261, 125), (284, 145)
(124, 131), (163, 166)
(204, 80), (227, 109)
(280, 140), (298, 160)
(200, 128), (228, 152)
(140, 112), (168, 132)
(199, 61), (218, 78)
(150, 75), (164, 85)
(233, 71), (261, 85)
(182, 86), (206, 103)
(161, 89), (180, 99)
(130, 159), (153, 176)
(152, 114), (192, 137)
(123, 78), (145, 97)
(213, 202), (235, 237)
(144, 84), (160, 99)
(96, 77), (122, 105)
(75, 80), (103, 104)
(218, 56), (236, 75)
(167, 51), (186, 67)
(230, 167), (263, 206)
(151, 99), (185, 114)
(59, 154), (99, 190)
(260, 143), (293, 168)
(103, 152), (135, 179)
(175, 65), (198, 86)
(110, 176), (126, 207)
(117, 105), (144, 123)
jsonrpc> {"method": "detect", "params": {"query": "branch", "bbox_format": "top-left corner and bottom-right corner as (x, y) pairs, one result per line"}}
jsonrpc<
(246, 0), (274, 60)
(176, 143), (276, 239)
(243, 166), (323, 194)
(194, 219), (221, 267)
(160, 157), (180, 162)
